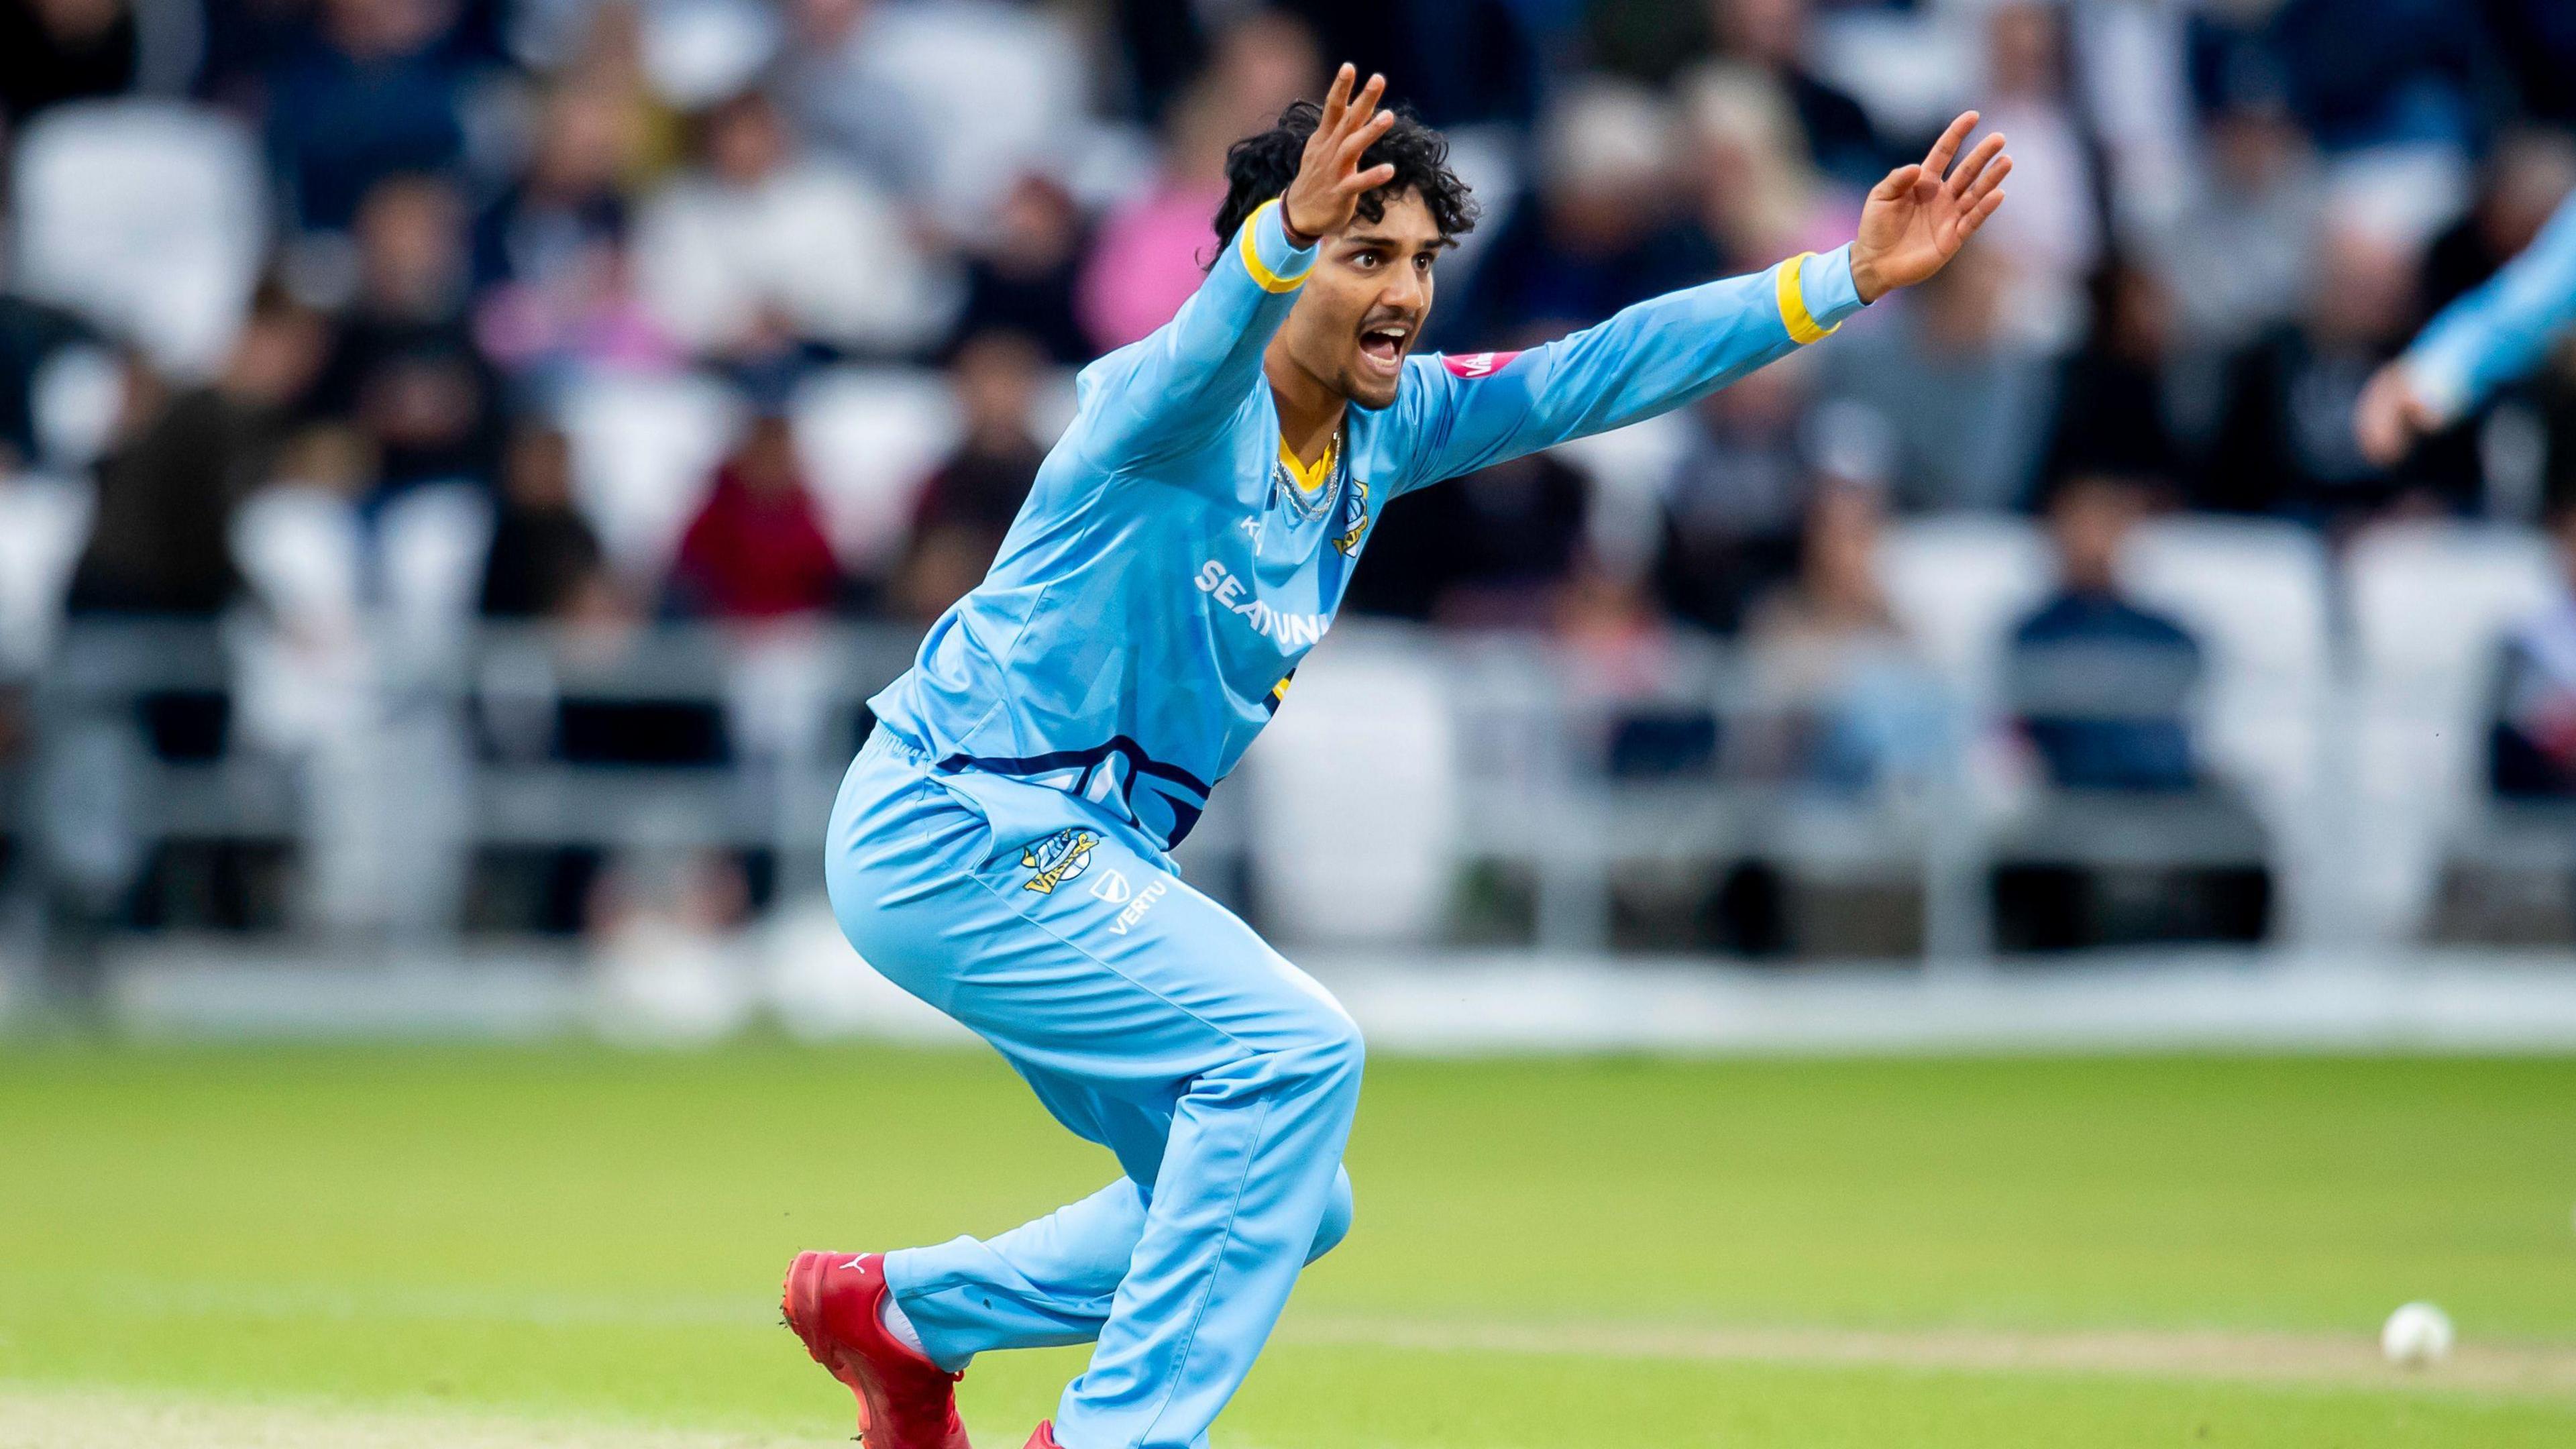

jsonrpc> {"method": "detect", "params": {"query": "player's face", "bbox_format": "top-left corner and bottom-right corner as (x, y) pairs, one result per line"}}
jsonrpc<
(1285, 189), (1447, 410)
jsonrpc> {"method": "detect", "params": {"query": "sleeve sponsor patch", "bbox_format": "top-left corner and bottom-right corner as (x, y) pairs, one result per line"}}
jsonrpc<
(1441, 350), (1522, 379)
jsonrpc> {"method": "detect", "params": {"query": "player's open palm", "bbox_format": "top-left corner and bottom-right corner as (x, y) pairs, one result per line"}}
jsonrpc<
(1282, 64), (1399, 242)
(1849, 111), (2011, 303)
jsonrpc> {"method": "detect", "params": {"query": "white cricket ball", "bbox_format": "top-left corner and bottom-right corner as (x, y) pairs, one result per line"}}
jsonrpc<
(2381, 1302), (2455, 1368)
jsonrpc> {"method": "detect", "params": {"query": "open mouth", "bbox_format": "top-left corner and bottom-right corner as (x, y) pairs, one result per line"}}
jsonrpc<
(1357, 320), (1412, 374)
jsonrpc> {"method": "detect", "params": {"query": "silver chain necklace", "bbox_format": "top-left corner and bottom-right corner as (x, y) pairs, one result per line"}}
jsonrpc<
(1273, 421), (1346, 523)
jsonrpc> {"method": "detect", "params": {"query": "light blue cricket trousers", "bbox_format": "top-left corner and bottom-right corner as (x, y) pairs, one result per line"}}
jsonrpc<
(822, 726), (1362, 1449)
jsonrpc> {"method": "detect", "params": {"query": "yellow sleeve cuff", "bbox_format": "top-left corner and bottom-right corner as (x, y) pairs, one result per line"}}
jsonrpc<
(1775, 252), (1840, 345)
(1240, 199), (1316, 294)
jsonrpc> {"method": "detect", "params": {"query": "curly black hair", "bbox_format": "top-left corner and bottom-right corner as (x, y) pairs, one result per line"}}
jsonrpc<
(1210, 99), (1481, 262)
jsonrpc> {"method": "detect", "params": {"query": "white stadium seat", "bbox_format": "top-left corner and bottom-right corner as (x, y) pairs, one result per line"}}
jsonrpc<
(30, 344), (129, 473)
(1244, 629), (1458, 947)
(0, 474), (95, 674)
(848, 0), (1092, 232)
(2119, 515), (2331, 937)
(378, 483), (498, 661)
(2349, 521), (2558, 735)
(790, 366), (961, 575)
(2123, 517), (2332, 680)
(557, 370), (743, 578)
(229, 485), (370, 755)
(1877, 513), (2052, 702)
(2346, 521), (2561, 938)
(10, 101), (268, 380)
(231, 486), (368, 637)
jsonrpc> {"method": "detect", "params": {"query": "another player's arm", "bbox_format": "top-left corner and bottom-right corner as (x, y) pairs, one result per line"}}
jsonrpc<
(1399, 112), (2009, 490)
(2358, 192), (2576, 465)
(1081, 65), (1398, 471)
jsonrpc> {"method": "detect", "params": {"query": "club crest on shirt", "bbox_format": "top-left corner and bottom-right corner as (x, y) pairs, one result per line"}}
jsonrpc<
(1332, 478), (1372, 556)
(1018, 828), (1100, 894)
(1442, 350), (1521, 379)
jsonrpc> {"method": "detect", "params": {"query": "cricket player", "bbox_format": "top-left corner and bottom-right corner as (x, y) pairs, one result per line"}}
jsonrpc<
(2357, 185), (2576, 464)
(783, 67), (2010, 1449)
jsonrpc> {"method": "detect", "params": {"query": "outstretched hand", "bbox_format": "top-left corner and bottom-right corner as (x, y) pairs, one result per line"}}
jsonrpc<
(2354, 360), (2444, 466)
(1849, 112), (2011, 303)
(1282, 64), (1397, 244)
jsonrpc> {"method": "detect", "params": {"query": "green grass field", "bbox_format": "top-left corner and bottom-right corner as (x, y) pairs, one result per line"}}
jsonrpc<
(5, 1042), (2576, 1447)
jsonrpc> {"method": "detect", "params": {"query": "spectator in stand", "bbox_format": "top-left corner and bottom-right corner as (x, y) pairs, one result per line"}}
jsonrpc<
(1442, 80), (1717, 347)
(264, 0), (469, 233)
(1819, 242), (2059, 513)
(478, 421), (607, 621)
(2152, 98), (2326, 352)
(1734, 479), (1947, 793)
(896, 330), (1049, 623)
(311, 172), (506, 499)
(1974, 0), (2100, 350)
(468, 419), (632, 937)
(2487, 502), (2576, 800)
(950, 175), (1092, 366)
(2153, 97), (2339, 350)
(670, 411), (843, 622)
(780, 0), (1093, 233)
(1267, 0), (1548, 131)
(471, 80), (640, 294)
(774, 0), (922, 190)
(2207, 221), (2453, 523)
(638, 93), (882, 352)
(2006, 476), (2199, 794)
(1707, 0), (1882, 189)
(1994, 474), (2269, 949)
(2041, 260), (2190, 497)
(1648, 356), (1813, 637)
(1678, 64), (1847, 270)
(2192, 0), (2475, 156)
(502, 0), (682, 173)
(0, 0), (195, 127)
(472, 80), (677, 387)
(634, 89), (954, 374)
(68, 282), (327, 616)
(1585, 0), (1879, 189)
(1078, 10), (1320, 352)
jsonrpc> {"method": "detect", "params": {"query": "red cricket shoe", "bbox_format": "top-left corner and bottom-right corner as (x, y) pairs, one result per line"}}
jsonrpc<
(781, 1250), (970, 1449)
(1023, 1424), (1061, 1449)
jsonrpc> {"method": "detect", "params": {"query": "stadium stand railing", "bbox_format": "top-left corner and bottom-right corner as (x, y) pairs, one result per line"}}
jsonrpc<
(7, 518), (2576, 967)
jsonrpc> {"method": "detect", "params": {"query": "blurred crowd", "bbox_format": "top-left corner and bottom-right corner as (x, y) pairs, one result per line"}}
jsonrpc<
(8, 0), (2576, 948)
(6, 0), (2576, 641)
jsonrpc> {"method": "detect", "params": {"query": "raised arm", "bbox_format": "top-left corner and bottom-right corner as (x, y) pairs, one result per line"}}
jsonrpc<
(1080, 66), (1399, 470)
(2357, 191), (2576, 465)
(1397, 250), (1860, 490)
(1397, 113), (2011, 491)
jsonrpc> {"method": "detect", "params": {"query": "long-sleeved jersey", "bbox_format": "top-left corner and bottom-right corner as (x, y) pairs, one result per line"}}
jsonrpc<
(867, 197), (1866, 851)
(2410, 190), (2576, 419)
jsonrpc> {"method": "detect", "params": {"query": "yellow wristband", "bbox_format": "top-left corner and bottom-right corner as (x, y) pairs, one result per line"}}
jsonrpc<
(1240, 199), (1315, 294)
(1775, 252), (1840, 345)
